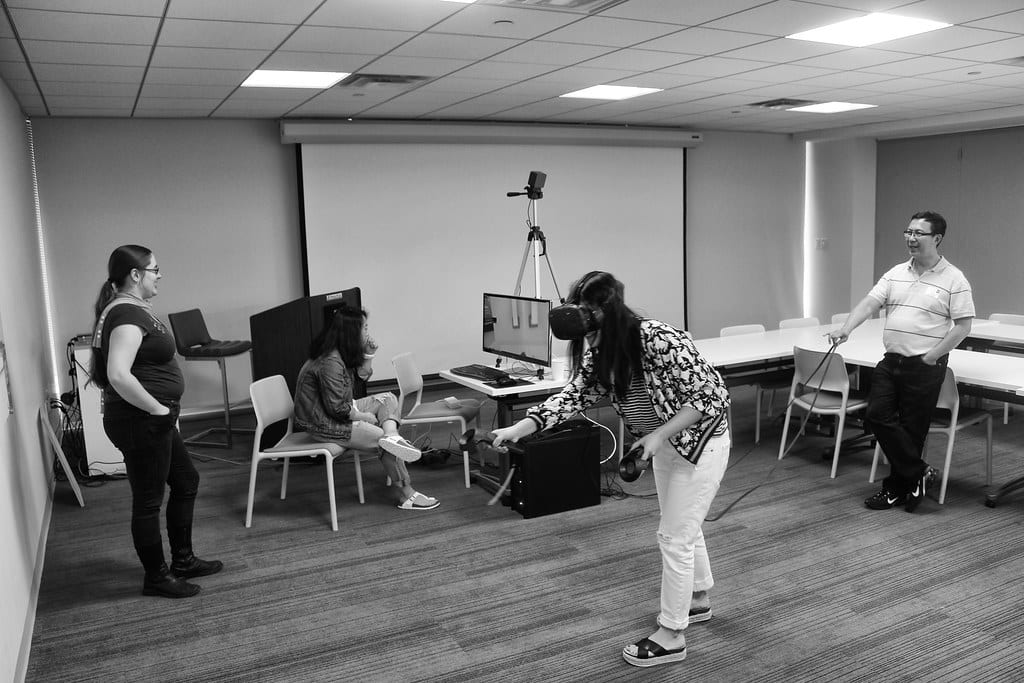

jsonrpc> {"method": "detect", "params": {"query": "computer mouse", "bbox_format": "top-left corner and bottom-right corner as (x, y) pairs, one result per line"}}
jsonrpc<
(494, 376), (518, 387)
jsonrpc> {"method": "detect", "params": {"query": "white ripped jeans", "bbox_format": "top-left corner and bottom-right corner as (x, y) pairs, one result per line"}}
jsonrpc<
(651, 429), (730, 631)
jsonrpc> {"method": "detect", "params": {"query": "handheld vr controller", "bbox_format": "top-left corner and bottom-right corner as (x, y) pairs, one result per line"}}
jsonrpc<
(618, 448), (649, 482)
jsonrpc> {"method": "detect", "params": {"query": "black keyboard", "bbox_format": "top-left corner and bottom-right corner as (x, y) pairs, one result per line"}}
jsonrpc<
(450, 364), (509, 381)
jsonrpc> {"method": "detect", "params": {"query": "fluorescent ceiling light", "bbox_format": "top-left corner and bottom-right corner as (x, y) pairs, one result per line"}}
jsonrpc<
(787, 13), (950, 47)
(788, 101), (877, 113)
(241, 70), (349, 89)
(560, 85), (662, 100)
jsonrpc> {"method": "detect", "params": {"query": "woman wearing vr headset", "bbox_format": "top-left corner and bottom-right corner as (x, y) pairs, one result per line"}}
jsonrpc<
(492, 271), (730, 669)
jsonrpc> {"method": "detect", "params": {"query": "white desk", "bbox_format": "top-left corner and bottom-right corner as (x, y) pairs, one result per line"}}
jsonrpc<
(438, 370), (568, 427)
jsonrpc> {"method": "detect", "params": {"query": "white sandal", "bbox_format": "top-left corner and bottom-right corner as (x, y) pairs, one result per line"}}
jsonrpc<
(398, 493), (440, 511)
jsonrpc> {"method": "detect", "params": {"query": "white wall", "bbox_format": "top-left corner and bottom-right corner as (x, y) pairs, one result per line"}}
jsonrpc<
(877, 128), (1024, 317)
(0, 83), (55, 683)
(31, 119), (304, 414)
(686, 131), (806, 337)
(805, 138), (877, 322)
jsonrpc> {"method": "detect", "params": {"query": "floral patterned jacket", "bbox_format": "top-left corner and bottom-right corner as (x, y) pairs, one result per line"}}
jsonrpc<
(525, 319), (730, 464)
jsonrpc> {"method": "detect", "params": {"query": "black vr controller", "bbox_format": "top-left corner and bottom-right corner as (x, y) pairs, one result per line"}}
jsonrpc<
(459, 428), (508, 455)
(618, 447), (649, 483)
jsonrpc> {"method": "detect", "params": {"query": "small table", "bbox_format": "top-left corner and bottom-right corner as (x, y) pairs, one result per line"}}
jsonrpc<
(438, 370), (568, 427)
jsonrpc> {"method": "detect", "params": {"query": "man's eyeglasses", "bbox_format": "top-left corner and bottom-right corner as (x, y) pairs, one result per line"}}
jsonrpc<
(902, 229), (934, 238)
(140, 266), (161, 274)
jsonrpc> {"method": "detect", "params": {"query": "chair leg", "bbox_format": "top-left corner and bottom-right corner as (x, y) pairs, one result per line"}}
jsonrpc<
(246, 458), (260, 528)
(326, 456), (339, 532)
(777, 405), (794, 460)
(939, 431), (954, 505)
(754, 388), (761, 444)
(181, 357), (254, 450)
(869, 444), (882, 483)
(354, 452), (365, 504)
(829, 413), (846, 478)
(985, 417), (993, 486)
(280, 457), (290, 499)
(1003, 402), (1009, 425)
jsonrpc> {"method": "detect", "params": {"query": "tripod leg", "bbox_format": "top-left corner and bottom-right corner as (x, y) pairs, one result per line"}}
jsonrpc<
(513, 238), (532, 296)
(542, 250), (562, 302)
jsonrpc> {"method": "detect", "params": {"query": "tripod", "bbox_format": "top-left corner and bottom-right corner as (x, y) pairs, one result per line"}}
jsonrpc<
(508, 184), (562, 303)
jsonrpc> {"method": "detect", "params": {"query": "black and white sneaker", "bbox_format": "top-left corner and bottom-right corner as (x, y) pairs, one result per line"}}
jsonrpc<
(865, 488), (905, 510)
(905, 467), (939, 513)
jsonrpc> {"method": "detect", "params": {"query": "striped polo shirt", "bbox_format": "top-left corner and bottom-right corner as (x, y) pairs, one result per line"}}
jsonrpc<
(868, 256), (974, 356)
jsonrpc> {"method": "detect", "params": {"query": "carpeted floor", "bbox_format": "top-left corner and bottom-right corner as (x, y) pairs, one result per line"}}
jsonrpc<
(27, 385), (1024, 682)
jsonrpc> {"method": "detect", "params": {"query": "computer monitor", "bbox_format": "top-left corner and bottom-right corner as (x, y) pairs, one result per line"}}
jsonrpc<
(482, 293), (552, 367)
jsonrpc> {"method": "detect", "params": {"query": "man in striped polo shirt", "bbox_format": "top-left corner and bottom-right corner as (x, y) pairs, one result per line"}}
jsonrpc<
(829, 211), (974, 512)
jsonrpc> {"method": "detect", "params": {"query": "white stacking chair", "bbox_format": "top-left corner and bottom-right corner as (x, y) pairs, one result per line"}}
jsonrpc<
(393, 352), (482, 488)
(720, 324), (776, 443)
(247, 375), (367, 532)
(778, 346), (868, 478)
(870, 367), (992, 504)
(988, 313), (1024, 424)
(780, 316), (821, 329)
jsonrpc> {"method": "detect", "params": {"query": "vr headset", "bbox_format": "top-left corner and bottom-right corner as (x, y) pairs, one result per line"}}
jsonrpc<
(549, 304), (599, 341)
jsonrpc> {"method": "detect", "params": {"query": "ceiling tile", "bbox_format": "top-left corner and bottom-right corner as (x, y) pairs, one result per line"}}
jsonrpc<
(598, 0), (769, 25)
(881, 26), (1015, 56)
(790, 48), (914, 71)
(452, 60), (555, 81)
(939, 35), (1024, 62)
(429, 4), (582, 39)
(720, 37), (846, 64)
(280, 26), (415, 55)
(40, 80), (137, 97)
(32, 62), (143, 83)
(7, 1), (166, 15)
(306, 0), (463, 32)
(638, 27), (770, 56)
(862, 55), (977, 76)
(358, 54), (473, 78)
(492, 40), (614, 66)
(145, 67), (249, 86)
(965, 8), (1024, 33)
(23, 40), (151, 66)
(703, 1), (863, 37)
(150, 46), (269, 71)
(139, 82), (235, 99)
(8, 8), (158, 44)
(168, 0), (323, 24)
(394, 33), (520, 60)
(539, 16), (682, 48)
(660, 56), (775, 78)
(159, 19), (294, 50)
(260, 51), (375, 73)
(894, 0), (1024, 25)
(0, 37), (23, 61)
(579, 48), (697, 71)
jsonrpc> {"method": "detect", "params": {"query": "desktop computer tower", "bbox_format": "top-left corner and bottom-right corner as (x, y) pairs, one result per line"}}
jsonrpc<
(506, 420), (601, 519)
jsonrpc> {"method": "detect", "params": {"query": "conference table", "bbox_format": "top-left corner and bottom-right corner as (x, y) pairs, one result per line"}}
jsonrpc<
(693, 318), (1024, 506)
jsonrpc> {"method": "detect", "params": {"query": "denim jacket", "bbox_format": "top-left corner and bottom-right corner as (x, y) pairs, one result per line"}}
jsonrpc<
(293, 350), (356, 441)
(525, 319), (730, 465)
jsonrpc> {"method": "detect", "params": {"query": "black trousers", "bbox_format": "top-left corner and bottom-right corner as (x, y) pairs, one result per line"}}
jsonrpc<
(104, 403), (199, 557)
(865, 353), (947, 496)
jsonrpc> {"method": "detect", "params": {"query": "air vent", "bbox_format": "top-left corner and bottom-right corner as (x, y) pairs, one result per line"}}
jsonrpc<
(490, 0), (629, 13)
(995, 56), (1024, 68)
(747, 98), (819, 110)
(336, 73), (431, 88)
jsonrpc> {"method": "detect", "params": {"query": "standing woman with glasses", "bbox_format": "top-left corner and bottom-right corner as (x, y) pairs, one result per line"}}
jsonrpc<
(90, 245), (222, 598)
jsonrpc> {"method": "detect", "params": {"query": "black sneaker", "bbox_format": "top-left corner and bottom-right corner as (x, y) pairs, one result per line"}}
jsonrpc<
(865, 488), (905, 510)
(905, 467), (939, 513)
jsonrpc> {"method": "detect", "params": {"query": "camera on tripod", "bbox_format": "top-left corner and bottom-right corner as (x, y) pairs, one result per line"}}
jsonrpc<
(506, 171), (546, 200)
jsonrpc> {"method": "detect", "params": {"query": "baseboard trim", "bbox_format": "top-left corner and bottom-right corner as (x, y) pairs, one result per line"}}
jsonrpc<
(16, 481), (54, 683)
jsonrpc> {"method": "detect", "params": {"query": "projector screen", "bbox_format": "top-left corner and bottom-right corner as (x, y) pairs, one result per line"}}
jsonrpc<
(300, 142), (686, 379)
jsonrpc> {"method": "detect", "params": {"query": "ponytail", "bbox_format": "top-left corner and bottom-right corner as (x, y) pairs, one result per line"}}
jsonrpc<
(89, 245), (152, 389)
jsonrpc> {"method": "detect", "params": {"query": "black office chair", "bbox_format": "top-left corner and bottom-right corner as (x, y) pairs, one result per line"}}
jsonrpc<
(168, 308), (253, 449)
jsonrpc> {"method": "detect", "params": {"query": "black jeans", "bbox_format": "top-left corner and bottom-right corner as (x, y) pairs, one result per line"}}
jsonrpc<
(103, 403), (199, 555)
(865, 353), (947, 496)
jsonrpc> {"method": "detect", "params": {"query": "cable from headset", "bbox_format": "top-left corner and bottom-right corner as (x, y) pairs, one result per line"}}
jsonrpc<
(707, 340), (841, 522)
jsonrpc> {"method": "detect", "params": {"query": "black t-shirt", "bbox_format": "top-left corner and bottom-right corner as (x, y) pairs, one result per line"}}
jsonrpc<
(99, 304), (184, 416)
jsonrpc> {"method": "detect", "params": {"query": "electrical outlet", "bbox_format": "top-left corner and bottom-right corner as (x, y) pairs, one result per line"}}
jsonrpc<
(815, 237), (829, 250)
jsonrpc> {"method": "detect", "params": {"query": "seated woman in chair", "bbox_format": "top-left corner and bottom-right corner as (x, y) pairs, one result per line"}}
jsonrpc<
(293, 306), (440, 511)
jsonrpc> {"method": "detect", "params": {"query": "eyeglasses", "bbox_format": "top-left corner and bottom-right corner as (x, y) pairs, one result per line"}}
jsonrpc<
(902, 229), (934, 238)
(140, 266), (161, 274)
